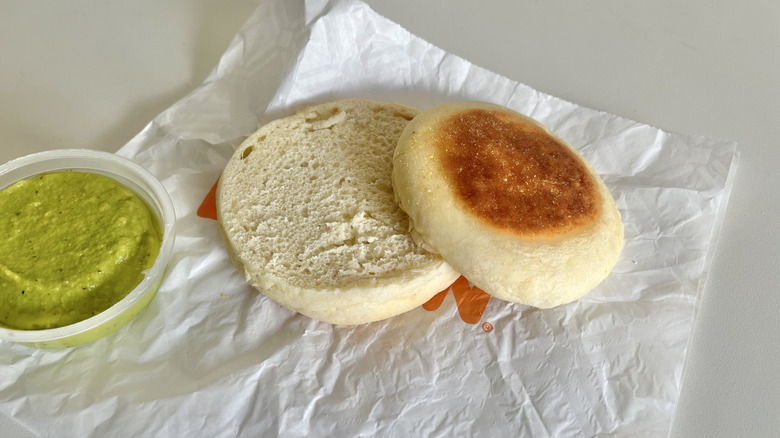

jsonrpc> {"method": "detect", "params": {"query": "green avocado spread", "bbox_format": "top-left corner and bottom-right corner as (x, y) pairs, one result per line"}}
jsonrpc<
(0, 171), (162, 330)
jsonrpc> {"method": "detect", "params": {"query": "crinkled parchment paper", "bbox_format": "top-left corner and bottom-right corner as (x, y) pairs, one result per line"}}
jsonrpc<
(0, 0), (738, 436)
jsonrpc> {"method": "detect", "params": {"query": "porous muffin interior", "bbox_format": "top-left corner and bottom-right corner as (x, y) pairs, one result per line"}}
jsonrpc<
(218, 100), (435, 290)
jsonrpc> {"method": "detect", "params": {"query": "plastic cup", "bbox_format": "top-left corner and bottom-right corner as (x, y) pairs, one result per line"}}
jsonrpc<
(0, 149), (175, 348)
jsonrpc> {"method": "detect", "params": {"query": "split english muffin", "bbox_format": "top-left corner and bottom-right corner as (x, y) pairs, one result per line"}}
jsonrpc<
(216, 99), (460, 325)
(392, 101), (623, 308)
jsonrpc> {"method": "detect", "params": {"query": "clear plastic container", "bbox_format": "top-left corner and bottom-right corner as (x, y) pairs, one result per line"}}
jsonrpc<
(0, 149), (176, 348)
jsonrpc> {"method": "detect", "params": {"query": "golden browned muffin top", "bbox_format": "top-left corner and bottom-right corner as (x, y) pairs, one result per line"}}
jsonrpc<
(434, 108), (599, 237)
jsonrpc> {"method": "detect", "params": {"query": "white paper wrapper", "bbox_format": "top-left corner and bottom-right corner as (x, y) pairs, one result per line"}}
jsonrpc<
(0, 0), (738, 436)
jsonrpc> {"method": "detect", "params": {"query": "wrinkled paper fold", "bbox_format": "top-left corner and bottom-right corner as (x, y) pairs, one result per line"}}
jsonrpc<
(0, 0), (738, 436)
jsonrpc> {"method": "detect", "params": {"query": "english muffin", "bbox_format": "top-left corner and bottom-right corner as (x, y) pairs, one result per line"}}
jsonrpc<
(392, 101), (623, 308)
(217, 99), (460, 324)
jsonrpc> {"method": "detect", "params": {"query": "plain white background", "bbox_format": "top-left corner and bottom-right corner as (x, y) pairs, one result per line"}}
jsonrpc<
(1, 1), (778, 436)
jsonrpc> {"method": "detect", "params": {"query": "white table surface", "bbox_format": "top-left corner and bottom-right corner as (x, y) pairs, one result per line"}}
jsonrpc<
(1, 1), (778, 436)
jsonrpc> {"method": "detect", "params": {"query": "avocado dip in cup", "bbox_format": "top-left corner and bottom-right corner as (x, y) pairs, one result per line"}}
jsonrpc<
(0, 149), (175, 348)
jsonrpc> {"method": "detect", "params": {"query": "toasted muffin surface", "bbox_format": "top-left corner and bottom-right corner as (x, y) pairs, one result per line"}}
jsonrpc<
(433, 107), (599, 237)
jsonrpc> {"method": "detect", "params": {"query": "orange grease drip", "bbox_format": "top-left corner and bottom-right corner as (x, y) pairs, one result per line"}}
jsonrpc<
(197, 178), (219, 220)
(423, 276), (491, 324)
(435, 109), (598, 237)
